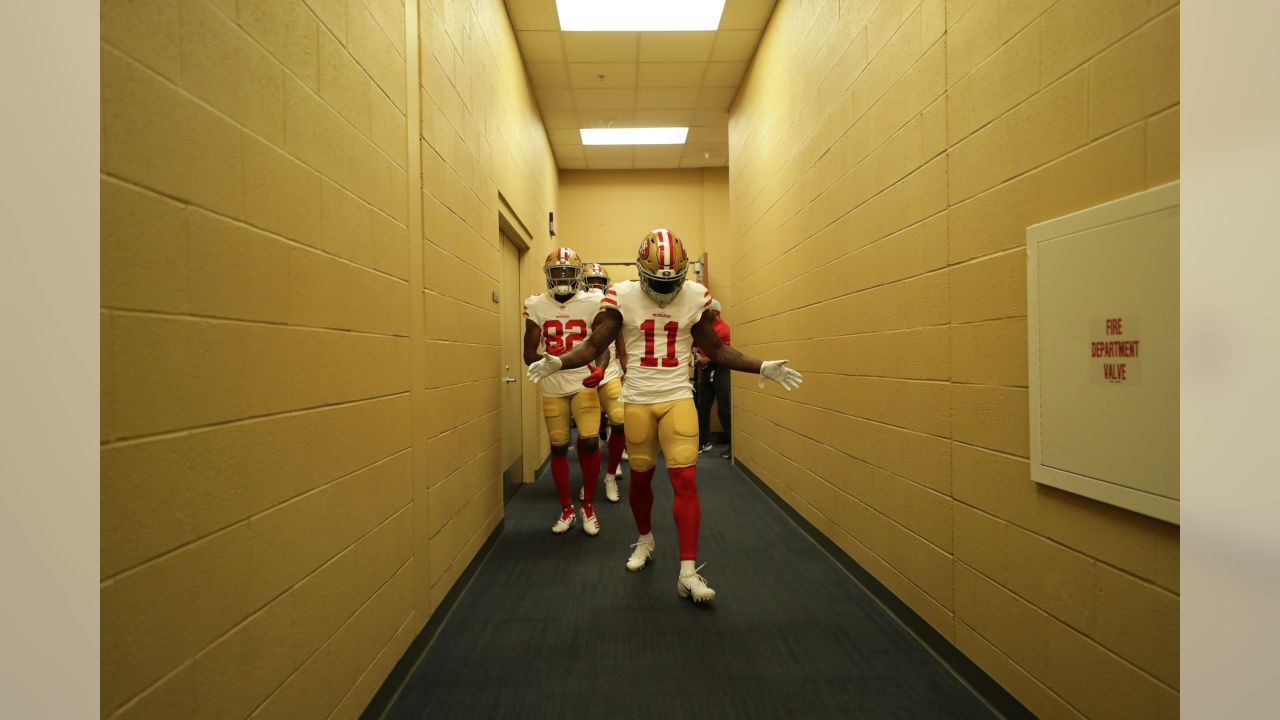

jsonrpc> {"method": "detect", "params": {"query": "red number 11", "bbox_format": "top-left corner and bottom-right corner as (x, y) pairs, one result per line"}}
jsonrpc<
(640, 319), (679, 368)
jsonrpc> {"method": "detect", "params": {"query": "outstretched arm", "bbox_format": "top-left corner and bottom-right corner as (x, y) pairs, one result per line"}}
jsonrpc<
(591, 309), (616, 371)
(691, 312), (803, 390)
(615, 335), (628, 374)
(527, 308), (624, 383)
(522, 319), (543, 365)
(691, 314), (760, 372)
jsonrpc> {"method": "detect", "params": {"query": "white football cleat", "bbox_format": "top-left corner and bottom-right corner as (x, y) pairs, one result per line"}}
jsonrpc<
(625, 537), (655, 572)
(603, 473), (620, 503)
(677, 564), (716, 603)
(551, 507), (576, 534)
(580, 505), (600, 536)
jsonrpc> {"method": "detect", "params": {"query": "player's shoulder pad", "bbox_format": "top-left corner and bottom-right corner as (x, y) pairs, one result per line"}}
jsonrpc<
(602, 280), (632, 305)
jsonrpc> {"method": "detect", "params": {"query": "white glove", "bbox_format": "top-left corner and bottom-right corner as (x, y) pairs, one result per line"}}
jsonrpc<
(758, 359), (803, 391)
(527, 353), (564, 384)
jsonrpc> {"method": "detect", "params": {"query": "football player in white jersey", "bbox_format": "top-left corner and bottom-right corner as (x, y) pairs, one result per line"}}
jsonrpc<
(581, 263), (627, 503)
(528, 230), (803, 603)
(523, 248), (609, 536)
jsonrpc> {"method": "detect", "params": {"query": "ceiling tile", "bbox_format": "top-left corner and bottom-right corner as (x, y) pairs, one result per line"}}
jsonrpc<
(697, 86), (737, 110)
(635, 157), (682, 169)
(504, 0), (560, 31)
(577, 110), (637, 127)
(584, 146), (634, 160)
(703, 61), (746, 86)
(680, 156), (725, 168)
(682, 142), (730, 158)
(560, 157), (588, 169)
(567, 62), (638, 88)
(633, 144), (685, 158)
(633, 108), (694, 126)
(517, 31), (564, 62)
(719, 0), (776, 30)
(587, 157), (637, 169)
(710, 30), (760, 61)
(639, 32), (716, 62)
(548, 128), (581, 145)
(637, 62), (706, 88)
(686, 126), (727, 144)
(553, 143), (585, 159)
(542, 109), (581, 128)
(574, 88), (637, 110)
(527, 62), (570, 87)
(692, 108), (730, 125)
(637, 87), (700, 108)
(535, 87), (575, 110)
(563, 32), (639, 62)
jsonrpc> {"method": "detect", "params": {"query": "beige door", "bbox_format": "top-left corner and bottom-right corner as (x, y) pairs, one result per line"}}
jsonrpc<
(499, 234), (524, 502)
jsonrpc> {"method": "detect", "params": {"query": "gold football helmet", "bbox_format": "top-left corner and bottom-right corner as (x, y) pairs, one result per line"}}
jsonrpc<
(543, 247), (583, 295)
(636, 228), (689, 305)
(582, 262), (610, 292)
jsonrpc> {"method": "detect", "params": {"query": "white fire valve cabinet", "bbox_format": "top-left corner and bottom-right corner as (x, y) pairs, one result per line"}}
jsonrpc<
(1026, 182), (1179, 524)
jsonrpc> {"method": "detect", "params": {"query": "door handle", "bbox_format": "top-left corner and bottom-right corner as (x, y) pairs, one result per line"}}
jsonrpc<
(502, 377), (518, 383)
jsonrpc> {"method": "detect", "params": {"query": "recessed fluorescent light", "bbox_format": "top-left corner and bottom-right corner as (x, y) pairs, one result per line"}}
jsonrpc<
(580, 127), (689, 145)
(556, 0), (726, 31)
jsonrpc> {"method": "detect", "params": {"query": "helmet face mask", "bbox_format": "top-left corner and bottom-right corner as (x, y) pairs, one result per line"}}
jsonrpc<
(544, 247), (583, 296)
(643, 275), (681, 296)
(636, 229), (689, 306)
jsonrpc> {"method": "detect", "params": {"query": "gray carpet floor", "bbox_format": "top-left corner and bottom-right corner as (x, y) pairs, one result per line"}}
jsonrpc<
(383, 447), (997, 720)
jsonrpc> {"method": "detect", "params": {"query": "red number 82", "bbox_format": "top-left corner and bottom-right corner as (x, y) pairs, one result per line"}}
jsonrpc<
(542, 319), (588, 356)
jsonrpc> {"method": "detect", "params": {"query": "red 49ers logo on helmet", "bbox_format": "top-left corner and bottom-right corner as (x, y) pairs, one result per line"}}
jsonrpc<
(638, 240), (650, 259)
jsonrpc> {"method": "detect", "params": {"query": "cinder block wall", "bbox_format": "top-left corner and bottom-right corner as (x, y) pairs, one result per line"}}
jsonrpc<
(100, 0), (556, 717)
(729, 1), (1178, 718)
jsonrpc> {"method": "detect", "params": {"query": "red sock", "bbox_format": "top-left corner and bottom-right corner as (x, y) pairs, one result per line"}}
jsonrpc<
(668, 466), (701, 561)
(551, 453), (571, 509)
(607, 429), (626, 474)
(578, 438), (601, 504)
(629, 467), (655, 535)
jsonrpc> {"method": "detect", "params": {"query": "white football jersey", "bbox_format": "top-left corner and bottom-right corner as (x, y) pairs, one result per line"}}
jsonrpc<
(524, 289), (600, 398)
(601, 279), (712, 404)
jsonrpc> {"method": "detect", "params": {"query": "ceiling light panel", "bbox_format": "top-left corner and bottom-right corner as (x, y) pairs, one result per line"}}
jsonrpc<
(580, 127), (690, 145)
(557, 0), (726, 32)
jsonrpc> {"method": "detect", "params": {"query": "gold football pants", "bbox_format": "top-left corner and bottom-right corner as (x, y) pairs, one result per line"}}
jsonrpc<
(597, 378), (625, 425)
(542, 389), (601, 446)
(623, 398), (698, 471)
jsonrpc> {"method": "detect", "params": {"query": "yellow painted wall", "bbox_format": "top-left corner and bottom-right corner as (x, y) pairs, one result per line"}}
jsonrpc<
(558, 168), (733, 316)
(100, 0), (556, 717)
(729, 1), (1179, 718)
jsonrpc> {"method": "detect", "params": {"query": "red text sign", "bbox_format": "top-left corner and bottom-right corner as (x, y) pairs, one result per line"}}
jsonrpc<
(1091, 317), (1140, 385)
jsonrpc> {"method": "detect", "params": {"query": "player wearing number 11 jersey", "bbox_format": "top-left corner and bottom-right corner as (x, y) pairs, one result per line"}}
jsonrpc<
(528, 229), (804, 604)
(524, 248), (607, 537)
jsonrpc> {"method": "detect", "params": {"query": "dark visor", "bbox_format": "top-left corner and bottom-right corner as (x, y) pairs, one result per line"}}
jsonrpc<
(648, 277), (680, 294)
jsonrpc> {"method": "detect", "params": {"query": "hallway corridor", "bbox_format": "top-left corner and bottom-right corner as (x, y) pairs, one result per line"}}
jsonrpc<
(375, 454), (996, 719)
(94, 0), (1183, 717)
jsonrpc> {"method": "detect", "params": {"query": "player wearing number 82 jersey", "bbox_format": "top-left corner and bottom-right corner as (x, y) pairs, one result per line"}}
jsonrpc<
(523, 247), (608, 537)
(528, 229), (804, 604)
